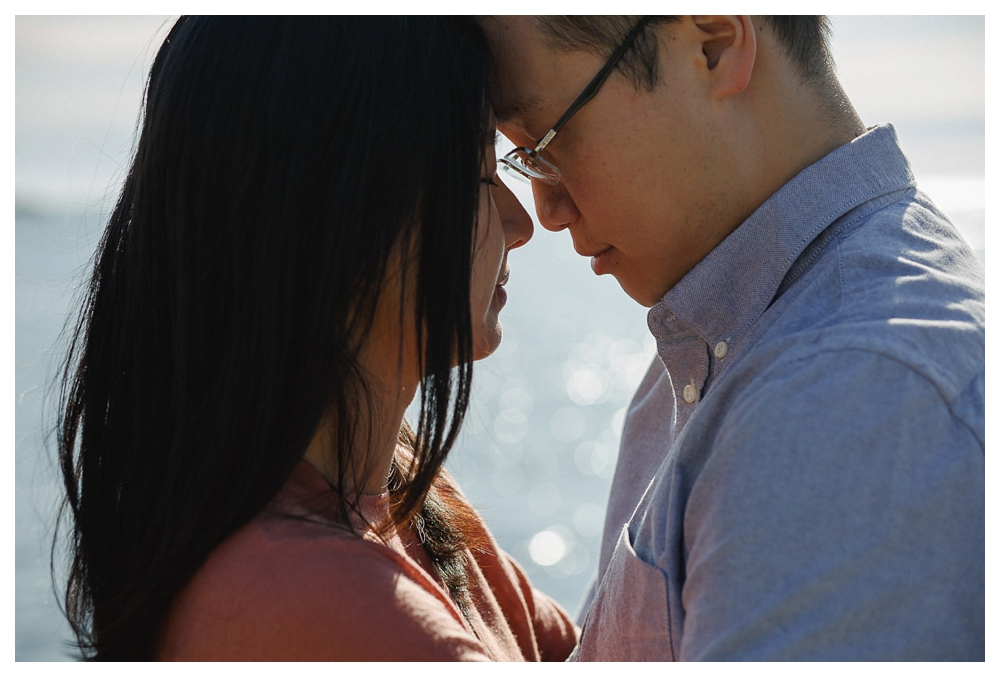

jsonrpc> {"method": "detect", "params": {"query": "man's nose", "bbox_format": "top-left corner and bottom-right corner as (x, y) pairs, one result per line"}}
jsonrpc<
(494, 178), (534, 250)
(531, 179), (578, 233)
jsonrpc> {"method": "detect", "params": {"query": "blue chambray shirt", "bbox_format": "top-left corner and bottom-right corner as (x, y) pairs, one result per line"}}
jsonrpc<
(572, 125), (985, 661)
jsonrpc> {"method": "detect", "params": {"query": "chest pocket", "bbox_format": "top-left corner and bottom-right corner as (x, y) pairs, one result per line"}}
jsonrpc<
(571, 524), (674, 661)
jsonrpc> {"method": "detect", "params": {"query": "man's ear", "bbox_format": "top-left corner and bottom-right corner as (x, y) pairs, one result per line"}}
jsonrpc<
(691, 15), (756, 100)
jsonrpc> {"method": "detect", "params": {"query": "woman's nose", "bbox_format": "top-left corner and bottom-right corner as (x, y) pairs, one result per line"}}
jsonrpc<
(493, 178), (533, 249)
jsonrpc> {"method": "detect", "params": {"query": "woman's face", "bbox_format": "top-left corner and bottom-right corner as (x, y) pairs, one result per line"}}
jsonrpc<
(470, 142), (533, 360)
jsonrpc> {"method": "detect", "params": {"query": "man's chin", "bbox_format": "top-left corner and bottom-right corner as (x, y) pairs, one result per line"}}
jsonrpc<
(616, 277), (663, 308)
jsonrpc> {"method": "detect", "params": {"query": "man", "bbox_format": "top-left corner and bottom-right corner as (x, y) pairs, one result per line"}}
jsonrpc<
(482, 16), (984, 660)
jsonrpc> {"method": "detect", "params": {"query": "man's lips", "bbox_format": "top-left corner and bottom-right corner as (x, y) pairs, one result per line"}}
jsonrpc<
(590, 247), (614, 275)
(579, 245), (611, 258)
(570, 239), (614, 274)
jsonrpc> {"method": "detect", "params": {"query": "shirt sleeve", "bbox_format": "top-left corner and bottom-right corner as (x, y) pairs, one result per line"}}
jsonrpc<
(498, 550), (581, 661)
(679, 349), (984, 660)
(432, 466), (581, 661)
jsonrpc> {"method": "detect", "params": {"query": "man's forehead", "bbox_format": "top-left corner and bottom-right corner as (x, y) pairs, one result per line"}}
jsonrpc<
(479, 16), (553, 124)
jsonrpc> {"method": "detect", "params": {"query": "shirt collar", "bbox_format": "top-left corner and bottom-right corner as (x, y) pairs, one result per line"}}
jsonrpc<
(648, 124), (916, 347)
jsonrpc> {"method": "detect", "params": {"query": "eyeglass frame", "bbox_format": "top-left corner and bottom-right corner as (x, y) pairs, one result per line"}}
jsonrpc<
(499, 16), (653, 185)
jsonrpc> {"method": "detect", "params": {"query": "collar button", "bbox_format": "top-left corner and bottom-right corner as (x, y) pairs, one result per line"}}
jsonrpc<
(683, 383), (698, 404)
(714, 341), (729, 359)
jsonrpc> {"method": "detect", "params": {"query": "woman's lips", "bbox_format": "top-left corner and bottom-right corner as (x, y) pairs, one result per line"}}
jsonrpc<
(495, 266), (510, 306)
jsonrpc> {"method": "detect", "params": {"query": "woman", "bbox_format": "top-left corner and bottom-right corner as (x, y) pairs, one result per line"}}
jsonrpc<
(56, 16), (577, 660)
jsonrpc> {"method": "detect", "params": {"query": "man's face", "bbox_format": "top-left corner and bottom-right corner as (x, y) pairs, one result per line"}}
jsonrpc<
(484, 17), (735, 307)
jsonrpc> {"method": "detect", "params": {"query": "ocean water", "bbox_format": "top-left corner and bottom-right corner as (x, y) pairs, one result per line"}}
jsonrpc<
(15, 16), (985, 662)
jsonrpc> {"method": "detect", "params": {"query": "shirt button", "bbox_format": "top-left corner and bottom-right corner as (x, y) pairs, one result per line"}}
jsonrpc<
(714, 341), (729, 359)
(683, 383), (698, 404)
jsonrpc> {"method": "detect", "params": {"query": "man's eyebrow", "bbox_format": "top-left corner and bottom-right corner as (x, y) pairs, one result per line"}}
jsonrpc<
(494, 92), (547, 123)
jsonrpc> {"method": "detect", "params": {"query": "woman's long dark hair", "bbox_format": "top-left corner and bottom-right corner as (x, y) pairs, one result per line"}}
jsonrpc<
(56, 17), (493, 660)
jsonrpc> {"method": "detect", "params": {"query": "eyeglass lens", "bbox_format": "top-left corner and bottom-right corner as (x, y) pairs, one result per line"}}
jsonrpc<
(500, 149), (562, 185)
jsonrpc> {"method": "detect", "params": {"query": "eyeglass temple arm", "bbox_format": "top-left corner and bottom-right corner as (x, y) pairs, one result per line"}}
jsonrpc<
(534, 16), (653, 154)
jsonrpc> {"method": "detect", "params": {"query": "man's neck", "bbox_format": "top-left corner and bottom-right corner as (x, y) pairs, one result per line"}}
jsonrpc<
(732, 47), (867, 229)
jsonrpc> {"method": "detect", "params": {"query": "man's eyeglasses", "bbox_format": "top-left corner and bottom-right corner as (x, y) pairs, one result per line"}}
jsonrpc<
(499, 16), (653, 185)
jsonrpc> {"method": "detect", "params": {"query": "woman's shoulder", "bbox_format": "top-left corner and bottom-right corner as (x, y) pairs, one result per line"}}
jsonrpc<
(159, 474), (489, 660)
(429, 469), (580, 661)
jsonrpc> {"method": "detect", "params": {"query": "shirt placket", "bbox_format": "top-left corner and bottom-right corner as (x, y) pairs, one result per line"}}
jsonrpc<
(654, 326), (710, 436)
